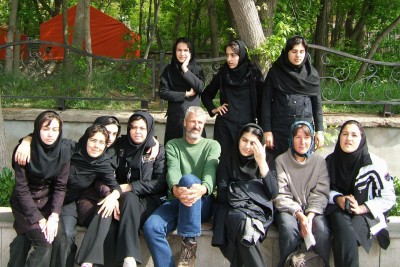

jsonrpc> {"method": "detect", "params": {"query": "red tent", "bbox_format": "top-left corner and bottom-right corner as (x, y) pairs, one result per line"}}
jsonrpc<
(0, 26), (28, 59)
(39, 5), (140, 60)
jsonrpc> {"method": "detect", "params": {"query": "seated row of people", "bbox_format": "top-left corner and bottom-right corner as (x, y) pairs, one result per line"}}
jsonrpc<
(8, 107), (395, 267)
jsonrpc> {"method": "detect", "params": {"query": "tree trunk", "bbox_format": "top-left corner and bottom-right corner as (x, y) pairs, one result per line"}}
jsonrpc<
(146, 0), (153, 44)
(187, 0), (192, 38)
(257, 0), (278, 37)
(143, 0), (161, 59)
(224, 0), (236, 41)
(331, 2), (345, 47)
(2, 0), (17, 169)
(344, 8), (355, 39)
(190, 0), (204, 46)
(172, 0), (182, 43)
(346, 0), (373, 53)
(84, 0), (93, 79)
(5, 0), (18, 73)
(62, 0), (69, 68)
(227, 0), (265, 49)
(355, 14), (400, 80)
(13, 27), (20, 73)
(207, 0), (219, 57)
(0, 102), (9, 170)
(139, 0), (144, 42)
(72, 0), (85, 48)
(156, 26), (163, 51)
(313, 0), (331, 74)
(227, 0), (266, 72)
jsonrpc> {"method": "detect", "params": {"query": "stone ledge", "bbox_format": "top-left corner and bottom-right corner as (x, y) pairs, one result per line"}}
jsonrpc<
(3, 108), (400, 128)
(1, 207), (400, 266)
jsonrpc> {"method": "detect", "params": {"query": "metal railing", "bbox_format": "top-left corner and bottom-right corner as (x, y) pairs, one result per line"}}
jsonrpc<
(0, 40), (156, 110)
(1, 41), (399, 114)
(309, 44), (400, 115)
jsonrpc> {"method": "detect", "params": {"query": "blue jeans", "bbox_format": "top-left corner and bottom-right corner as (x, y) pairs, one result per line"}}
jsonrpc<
(142, 174), (213, 267)
(275, 211), (331, 267)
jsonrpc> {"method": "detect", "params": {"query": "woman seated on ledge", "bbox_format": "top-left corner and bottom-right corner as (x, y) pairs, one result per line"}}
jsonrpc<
(212, 123), (277, 267)
(326, 120), (396, 267)
(9, 110), (71, 267)
(273, 121), (331, 267)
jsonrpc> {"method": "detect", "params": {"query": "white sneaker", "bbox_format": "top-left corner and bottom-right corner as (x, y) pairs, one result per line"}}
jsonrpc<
(81, 263), (93, 267)
(123, 257), (137, 267)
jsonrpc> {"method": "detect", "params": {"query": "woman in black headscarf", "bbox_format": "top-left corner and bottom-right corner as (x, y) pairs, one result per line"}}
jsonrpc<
(202, 40), (264, 156)
(92, 116), (121, 168)
(260, 35), (324, 160)
(9, 110), (71, 267)
(326, 120), (395, 267)
(212, 123), (277, 267)
(77, 111), (167, 267)
(159, 37), (205, 145)
(9, 116), (123, 267)
(52, 124), (121, 267)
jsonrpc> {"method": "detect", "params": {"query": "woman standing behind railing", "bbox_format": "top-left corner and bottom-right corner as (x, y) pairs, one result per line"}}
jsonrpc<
(260, 35), (324, 162)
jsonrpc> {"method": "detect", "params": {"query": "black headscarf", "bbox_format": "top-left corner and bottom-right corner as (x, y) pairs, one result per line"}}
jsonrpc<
(23, 110), (70, 179)
(229, 123), (265, 181)
(268, 36), (320, 96)
(118, 111), (156, 181)
(168, 37), (203, 90)
(93, 115), (121, 170)
(221, 40), (252, 87)
(93, 116), (121, 140)
(326, 120), (372, 195)
(71, 124), (114, 175)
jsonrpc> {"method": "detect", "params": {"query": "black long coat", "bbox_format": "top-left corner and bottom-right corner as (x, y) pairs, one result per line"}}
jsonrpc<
(212, 156), (277, 262)
(159, 64), (205, 144)
(10, 159), (70, 234)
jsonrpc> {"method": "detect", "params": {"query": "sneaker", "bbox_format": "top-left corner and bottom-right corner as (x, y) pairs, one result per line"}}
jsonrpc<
(81, 263), (93, 267)
(177, 240), (197, 267)
(123, 257), (137, 267)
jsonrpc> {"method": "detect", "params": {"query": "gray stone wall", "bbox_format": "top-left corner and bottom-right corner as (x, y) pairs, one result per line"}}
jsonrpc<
(3, 108), (400, 177)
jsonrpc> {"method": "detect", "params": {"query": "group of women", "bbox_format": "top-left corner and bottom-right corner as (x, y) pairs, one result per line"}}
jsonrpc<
(9, 35), (396, 267)
(159, 35), (396, 267)
(9, 111), (166, 267)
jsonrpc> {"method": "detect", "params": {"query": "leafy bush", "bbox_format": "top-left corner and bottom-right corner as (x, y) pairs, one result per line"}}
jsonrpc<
(0, 167), (14, 207)
(389, 176), (400, 217)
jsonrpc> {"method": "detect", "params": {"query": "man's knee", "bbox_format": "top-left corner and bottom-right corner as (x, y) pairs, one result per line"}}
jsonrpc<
(178, 174), (201, 187)
(143, 217), (165, 237)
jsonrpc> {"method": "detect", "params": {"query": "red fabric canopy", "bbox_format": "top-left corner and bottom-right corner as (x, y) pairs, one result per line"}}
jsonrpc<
(0, 26), (28, 59)
(39, 5), (140, 60)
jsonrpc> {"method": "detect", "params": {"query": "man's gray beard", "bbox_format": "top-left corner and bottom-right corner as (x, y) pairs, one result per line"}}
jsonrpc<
(186, 131), (202, 140)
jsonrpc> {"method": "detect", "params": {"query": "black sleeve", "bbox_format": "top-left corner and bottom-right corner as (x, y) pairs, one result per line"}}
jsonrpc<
(259, 74), (274, 132)
(254, 68), (265, 123)
(159, 66), (186, 102)
(50, 160), (70, 214)
(131, 145), (167, 196)
(100, 172), (122, 194)
(182, 65), (205, 93)
(216, 156), (230, 204)
(311, 93), (324, 132)
(201, 71), (222, 117)
(262, 170), (279, 200)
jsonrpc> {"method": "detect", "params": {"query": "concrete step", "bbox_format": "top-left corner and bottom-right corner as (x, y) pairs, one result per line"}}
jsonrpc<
(1, 207), (400, 266)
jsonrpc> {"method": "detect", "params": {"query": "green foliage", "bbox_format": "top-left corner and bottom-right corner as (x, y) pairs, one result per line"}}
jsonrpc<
(0, 56), (155, 110)
(0, 167), (14, 207)
(251, 17), (299, 69)
(389, 177), (400, 217)
(322, 122), (339, 147)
